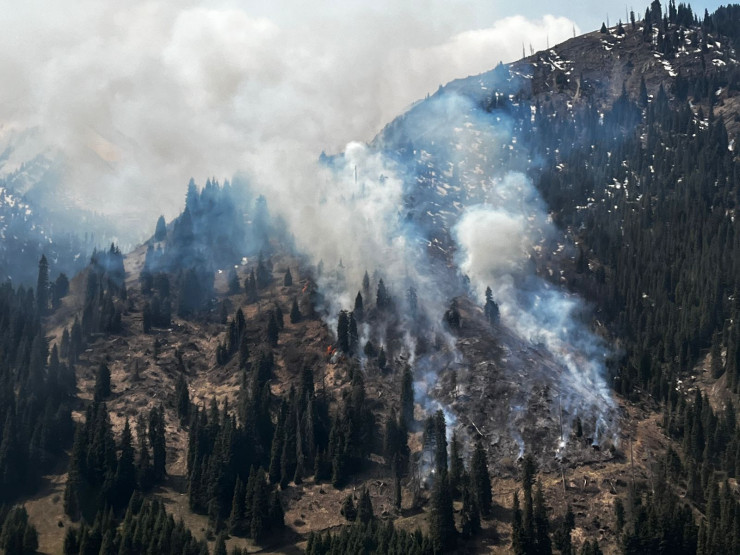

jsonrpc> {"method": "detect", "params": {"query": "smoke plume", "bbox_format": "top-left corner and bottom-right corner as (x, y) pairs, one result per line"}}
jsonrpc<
(0, 1), (575, 243)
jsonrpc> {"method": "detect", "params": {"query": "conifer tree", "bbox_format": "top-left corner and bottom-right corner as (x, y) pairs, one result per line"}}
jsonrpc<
(471, 440), (493, 518)
(149, 405), (167, 482)
(449, 432), (464, 498)
(284, 268), (293, 287)
(114, 419), (137, 508)
(533, 481), (552, 554)
(251, 472), (269, 541)
(228, 267), (240, 294)
(269, 402), (287, 484)
(268, 490), (284, 532)
(376, 279), (389, 310)
(357, 488), (374, 523)
(348, 312), (358, 354)
(280, 406), (297, 488)
(290, 297), (301, 323)
(377, 346), (387, 371)
(0, 506), (38, 555)
(512, 491), (525, 555)
(36, 254), (49, 314)
(94, 362), (111, 402)
(337, 310), (350, 353)
(460, 478), (481, 539)
(266, 312), (280, 347)
(433, 410), (448, 476)
(484, 286), (500, 326)
(393, 465), (402, 511)
(175, 374), (190, 424)
(429, 474), (456, 553)
(362, 271), (370, 295)
(154, 215), (167, 241)
(136, 414), (153, 490)
(400, 366), (414, 428)
(214, 532), (227, 555)
(354, 291), (364, 321)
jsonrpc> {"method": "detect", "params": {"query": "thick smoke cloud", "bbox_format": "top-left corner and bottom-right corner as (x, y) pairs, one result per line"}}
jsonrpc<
(454, 175), (619, 445)
(0, 1), (575, 242)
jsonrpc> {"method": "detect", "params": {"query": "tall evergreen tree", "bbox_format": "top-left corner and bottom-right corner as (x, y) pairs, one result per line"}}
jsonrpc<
(114, 419), (136, 508)
(400, 366), (414, 428)
(93, 363), (111, 402)
(354, 291), (364, 321)
(290, 298), (301, 323)
(357, 488), (374, 524)
(148, 405), (167, 482)
(154, 215), (167, 241)
(429, 474), (456, 553)
(471, 440), (493, 518)
(36, 254), (49, 314)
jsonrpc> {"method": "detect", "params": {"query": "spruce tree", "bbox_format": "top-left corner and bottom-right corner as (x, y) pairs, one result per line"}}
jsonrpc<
(460, 478), (481, 539)
(484, 286), (500, 326)
(228, 268), (240, 294)
(93, 363), (111, 402)
(266, 312), (279, 347)
(376, 279), (389, 310)
(433, 410), (448, 476)
(280, 406), (297, 488)
(471, 440), (493, 518)
(400, 366), (414, 428)
(290, 298), (301, 323)
(449, 432), (464, 498)
(251, 473), (269, 541)
(239, 333), (250, 368)
(36, 254), (49, 314)
(533, 481), (552, 554)
(214, 532), (227, 555)
(149, 405), (167, 482)
(377, 346), (387, 371)
(284, 268), (293, 287)
(429, 474), (456, 553)
(114, 419), (137, 508)
(337, 310), (350, 353)
(154, 215), (167, 241)
(512, 491), (525, 555)
(268, 490), (284, 532)
(175, 374), (190, 424)
(348, 312), (358, 354)
(354, 291), (364, 321)
(357, 488), (374, 523)
(229, 476), (247, 536)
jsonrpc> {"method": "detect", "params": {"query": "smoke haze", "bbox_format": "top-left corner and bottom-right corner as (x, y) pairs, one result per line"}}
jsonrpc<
(0, 1), (575, 239)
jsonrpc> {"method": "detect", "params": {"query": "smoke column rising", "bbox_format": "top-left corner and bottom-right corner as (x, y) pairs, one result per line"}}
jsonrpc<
(0, 1), (575, 243)
(454, 174), (619, 445)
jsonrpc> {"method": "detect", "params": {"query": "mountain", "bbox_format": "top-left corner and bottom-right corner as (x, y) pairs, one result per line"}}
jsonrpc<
(4, 4), (740, 555)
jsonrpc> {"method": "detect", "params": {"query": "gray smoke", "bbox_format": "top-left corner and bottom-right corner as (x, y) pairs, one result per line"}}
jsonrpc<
(0, 1), (575, 243)
(454, 174), (619, 447)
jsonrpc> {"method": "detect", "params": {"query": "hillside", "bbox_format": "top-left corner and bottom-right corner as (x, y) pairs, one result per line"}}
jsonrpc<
(4, 4), (740, 555)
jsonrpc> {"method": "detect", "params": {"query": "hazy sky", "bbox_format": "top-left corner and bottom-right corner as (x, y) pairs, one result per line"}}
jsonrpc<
(0, 0), (729, 229)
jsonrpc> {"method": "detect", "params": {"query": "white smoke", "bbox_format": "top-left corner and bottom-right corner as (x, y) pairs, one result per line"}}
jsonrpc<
(0, 1), (576, 243)
(453, 174), (619, 445)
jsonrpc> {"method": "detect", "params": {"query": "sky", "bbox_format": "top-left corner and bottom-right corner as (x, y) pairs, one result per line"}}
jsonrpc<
(0, 0), (728, 231)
